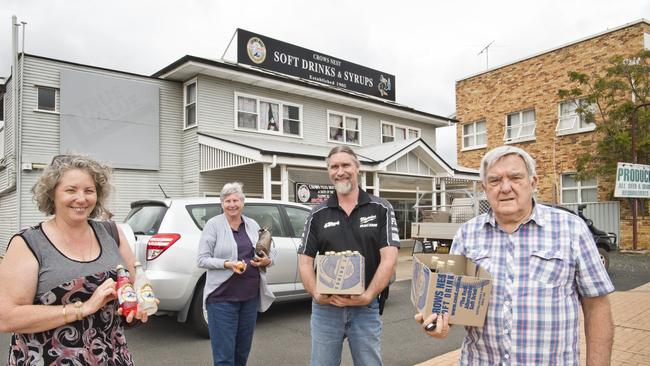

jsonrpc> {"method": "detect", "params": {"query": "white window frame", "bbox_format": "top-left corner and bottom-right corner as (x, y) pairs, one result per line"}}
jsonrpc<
(34, 85), (59, 114)
(556, 99), (596, 136)
(461, 120), (487, 151)
(327, 110), (362, 145)
(504, 109), (535, 143)
(183, 78), (197, 130)
(560, 173), (598, 204)
(234, 92), (303, 138)
(380, 121), (420, 143)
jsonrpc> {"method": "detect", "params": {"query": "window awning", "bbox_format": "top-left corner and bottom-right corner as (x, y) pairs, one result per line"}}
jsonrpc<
(197, 132), (478, 181)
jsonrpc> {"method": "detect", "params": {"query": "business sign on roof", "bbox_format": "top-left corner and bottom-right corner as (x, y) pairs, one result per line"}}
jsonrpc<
(237, 28), (395, 101)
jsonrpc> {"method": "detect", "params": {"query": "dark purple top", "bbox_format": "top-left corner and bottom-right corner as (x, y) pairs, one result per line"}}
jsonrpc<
(206, 221), (260, 303)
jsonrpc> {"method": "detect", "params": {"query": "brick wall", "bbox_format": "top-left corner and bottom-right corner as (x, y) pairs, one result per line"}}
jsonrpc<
(455, 21), (650, 250)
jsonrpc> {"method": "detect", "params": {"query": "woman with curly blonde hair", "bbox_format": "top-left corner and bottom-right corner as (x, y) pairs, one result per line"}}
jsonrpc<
(0, 154), (151, 366)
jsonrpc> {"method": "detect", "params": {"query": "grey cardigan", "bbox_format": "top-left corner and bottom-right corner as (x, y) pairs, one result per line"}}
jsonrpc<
(196, 214), (276, 312)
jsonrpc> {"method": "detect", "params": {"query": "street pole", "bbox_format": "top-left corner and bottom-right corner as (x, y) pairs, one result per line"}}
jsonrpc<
(631, 102), (650, 250)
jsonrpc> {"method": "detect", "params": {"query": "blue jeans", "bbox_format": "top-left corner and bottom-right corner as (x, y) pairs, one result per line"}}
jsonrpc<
(206, 296), (258, 366)
(310, 299), (383, 366)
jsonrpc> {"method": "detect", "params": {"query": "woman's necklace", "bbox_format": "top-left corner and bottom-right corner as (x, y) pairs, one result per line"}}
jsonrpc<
(53, 220), (94, 261)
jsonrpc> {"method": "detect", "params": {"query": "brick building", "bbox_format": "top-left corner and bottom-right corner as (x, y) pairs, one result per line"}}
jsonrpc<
(455, 19), (650, 250)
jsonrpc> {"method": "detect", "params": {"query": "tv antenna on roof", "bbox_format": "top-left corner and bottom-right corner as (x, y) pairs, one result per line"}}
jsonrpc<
(477, 40), (495, 70)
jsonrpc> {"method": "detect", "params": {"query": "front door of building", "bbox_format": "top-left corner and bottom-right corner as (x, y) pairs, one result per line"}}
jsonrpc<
(388, 200), (416, 240)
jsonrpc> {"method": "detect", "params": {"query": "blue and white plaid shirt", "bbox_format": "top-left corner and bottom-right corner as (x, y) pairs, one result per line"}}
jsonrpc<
(451, 203), (614, 365)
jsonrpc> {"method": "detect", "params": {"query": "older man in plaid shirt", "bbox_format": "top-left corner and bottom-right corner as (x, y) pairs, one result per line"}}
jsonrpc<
(416, 146), (614, 365)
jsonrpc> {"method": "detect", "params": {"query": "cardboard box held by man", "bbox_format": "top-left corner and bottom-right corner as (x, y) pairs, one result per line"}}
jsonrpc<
(411, 254), (492, 327)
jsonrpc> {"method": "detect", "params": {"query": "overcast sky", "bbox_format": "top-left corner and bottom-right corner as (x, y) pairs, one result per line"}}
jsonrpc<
(2, 0), (648, 163)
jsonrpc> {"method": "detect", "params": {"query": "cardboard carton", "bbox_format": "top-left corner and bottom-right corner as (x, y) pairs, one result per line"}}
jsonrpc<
(411, 254), (492, 327)
(316, 251), (365, 295)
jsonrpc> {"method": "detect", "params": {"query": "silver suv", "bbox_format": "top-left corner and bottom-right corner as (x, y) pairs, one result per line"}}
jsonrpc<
(125, 197), (312, 336)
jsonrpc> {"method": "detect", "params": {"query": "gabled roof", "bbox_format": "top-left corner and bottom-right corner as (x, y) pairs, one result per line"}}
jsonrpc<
(154, 55), (456, 127)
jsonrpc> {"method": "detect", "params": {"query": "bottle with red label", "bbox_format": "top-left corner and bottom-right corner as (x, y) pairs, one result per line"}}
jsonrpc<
(116, 264), (138, 317)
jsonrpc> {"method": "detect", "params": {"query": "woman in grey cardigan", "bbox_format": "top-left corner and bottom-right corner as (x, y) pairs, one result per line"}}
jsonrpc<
(197, 182), (276, 366)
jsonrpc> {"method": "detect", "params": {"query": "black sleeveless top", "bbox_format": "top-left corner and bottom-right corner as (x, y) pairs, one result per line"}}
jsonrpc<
(6, 220), (134, 366)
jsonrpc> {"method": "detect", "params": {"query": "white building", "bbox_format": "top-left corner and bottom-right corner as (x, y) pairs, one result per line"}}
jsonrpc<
(0, 31), (478, 254)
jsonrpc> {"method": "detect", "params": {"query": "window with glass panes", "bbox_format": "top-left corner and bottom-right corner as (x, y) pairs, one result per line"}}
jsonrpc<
(381, 122), (419, 143)
(329, 112), (360, 144)
(556, 99), (596, 135)
(505, 109), (535, 142)
(236, 94), (301, 136)
(260, 101), (279, 131)
(184, 82), (196, 128)
(237, 96), (258, 129)
(561, 174), (597, 203)
(462, 120), (486, 149)
(37, 87), (57, 111)
(283, 104), (300, 135)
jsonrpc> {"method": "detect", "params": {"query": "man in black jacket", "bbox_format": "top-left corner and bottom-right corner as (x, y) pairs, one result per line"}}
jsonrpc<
(298, 146), (399, 366)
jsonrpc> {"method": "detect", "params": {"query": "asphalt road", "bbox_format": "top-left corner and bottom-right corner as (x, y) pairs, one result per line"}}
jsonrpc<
(1, 251), (648, 365)
(116, 279), (466, 366)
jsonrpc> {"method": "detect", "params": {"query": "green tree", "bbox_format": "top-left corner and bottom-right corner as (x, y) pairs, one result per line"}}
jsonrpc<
(558, 50), (649, 215)
(558, 50), (650, 180)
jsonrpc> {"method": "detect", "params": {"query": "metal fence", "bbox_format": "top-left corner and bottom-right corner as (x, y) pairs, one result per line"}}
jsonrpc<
(561, 201), (620, 240)
(414, 188), (489, 224)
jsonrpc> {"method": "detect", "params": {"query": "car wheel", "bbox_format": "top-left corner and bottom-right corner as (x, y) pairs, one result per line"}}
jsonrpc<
(189, 282), (210, 338)
(598, 247), (609, 270)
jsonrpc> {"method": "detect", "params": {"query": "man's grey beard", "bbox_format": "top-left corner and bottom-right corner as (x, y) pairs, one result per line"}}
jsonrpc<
(335, 181), (353, 194)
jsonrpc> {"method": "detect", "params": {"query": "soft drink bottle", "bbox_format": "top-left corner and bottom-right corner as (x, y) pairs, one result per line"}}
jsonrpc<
(134, 261), (158, 316)
(116, 265), (138, 317)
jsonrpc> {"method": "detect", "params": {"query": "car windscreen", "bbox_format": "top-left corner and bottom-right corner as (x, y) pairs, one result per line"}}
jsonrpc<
(187, 204), (223, 230)
(125, 205), (167, 235)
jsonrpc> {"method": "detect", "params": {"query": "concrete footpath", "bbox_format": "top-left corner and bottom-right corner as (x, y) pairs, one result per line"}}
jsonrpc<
(396, 248), (650, 366)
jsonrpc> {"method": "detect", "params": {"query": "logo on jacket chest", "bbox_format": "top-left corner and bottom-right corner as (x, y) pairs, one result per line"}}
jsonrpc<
(324, 220), (340, 229)
(359, 215), (377, 228)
